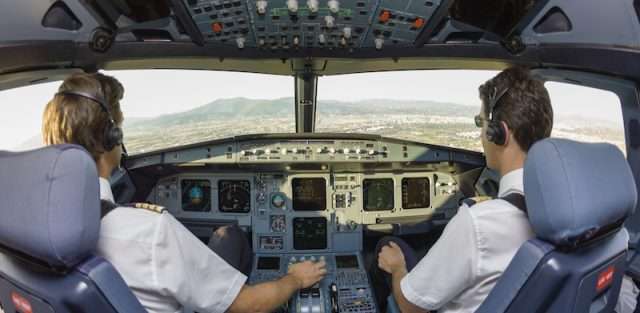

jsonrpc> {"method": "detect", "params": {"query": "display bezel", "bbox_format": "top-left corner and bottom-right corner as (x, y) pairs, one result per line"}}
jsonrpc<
(217, 179), (252, 213)
(292, 177), (327, 211)
(180, 179), (212, 212)
(292, 217), (328, 250)
(362, 178), (395, 211)
(401, 177), (431, 209)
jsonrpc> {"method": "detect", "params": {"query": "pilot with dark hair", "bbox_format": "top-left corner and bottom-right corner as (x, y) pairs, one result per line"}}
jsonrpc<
(42, 72), (327, 313)
(374, 67), (554, 313)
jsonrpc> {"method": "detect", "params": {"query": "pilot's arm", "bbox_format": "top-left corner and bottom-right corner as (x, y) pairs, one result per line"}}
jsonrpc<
(156, 212), (326, 313)
(379, 204), (477, 313)
(228, 261), (327, 313)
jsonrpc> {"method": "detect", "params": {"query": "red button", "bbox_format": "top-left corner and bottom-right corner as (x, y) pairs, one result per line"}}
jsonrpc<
(211, 22), (223, 33)
(379, 10), (391, 23)
(413, 18), (425, 29)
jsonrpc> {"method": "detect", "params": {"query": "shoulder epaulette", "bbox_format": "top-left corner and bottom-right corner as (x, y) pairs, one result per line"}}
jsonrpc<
(462, 196), (494, 207)
(127, 202), (166, 214)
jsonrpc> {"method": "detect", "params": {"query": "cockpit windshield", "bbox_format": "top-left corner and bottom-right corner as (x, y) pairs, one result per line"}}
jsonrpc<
(0, 69), (626, 155)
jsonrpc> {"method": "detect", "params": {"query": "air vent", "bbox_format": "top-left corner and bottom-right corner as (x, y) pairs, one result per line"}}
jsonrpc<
(42, 1), (82, 31)
(534, 7), (572, 34)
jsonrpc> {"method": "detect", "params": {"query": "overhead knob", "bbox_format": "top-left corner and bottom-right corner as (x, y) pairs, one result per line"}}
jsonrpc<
(236, 37), (245, 49)
(375, 37), (384, 50)
(343, 27), (352, 39)
(325, 15), (335, 28)
(328, 0), (340, 13)
(318, 33), (326, 44)
(256, 0), (268, 14)
(307, 0), (319, 13)
(287, 0), (298, 13)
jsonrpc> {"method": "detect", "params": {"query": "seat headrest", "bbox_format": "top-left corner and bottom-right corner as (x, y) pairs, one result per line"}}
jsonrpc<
(0, 144), (100, 269)
(524, 138), (637, 247)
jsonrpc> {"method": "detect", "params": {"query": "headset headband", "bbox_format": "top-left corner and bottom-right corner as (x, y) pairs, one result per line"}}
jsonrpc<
(56, 91), (112, 120)
(488, 86), (510, 121)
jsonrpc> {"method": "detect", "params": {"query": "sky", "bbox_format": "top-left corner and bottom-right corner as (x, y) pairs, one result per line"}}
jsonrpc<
(0, 69), (624, 149)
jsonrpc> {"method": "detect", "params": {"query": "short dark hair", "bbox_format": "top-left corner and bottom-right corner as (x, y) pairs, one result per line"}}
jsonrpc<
(479, 67), (553, 151)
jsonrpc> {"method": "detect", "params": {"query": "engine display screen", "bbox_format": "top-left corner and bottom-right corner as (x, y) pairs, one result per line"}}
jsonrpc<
(293, 217), (327, 250)
(336, 255), (359, 269)
(363, 179), (394, 211)
(292, 178), (326, 211)
(402, 178), (431, 209)
(257, 256), (281, 271)
(181, 179), (211, 212)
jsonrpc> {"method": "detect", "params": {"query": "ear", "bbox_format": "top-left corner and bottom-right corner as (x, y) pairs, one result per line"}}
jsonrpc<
(500, 121), (511, 146)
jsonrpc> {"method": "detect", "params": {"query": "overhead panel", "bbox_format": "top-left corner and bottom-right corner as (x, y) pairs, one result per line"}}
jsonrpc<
(182, 0), (442, 50)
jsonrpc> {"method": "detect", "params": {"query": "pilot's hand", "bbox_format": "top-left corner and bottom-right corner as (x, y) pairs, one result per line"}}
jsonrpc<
(288, 260), (327, 289)
(378, 241), (406, 275)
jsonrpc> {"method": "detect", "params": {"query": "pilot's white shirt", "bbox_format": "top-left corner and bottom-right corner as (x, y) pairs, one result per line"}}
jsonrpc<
(400, 168), (533, 313)
(96, 178), (247, 313)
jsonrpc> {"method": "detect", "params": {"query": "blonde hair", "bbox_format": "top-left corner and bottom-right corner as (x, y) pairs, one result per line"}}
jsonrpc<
(42, 73), (124, 160)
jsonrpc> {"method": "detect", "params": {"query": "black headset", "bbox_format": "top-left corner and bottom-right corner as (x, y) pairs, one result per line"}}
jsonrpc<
(55, 90), (123, 151)
(485, 86), (511, 146)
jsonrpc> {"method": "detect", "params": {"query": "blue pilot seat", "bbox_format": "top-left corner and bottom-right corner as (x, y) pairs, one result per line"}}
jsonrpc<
(475, 138), (638, 313)
(0, 144), (145, 313)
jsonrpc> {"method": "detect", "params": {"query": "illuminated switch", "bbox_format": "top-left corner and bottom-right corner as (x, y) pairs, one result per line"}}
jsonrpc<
(412, 17), (425, 29)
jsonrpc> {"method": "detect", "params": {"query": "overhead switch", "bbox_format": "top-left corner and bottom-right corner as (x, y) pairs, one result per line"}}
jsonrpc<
(211, 22), (223, 33)
(379, 10), (391, 23)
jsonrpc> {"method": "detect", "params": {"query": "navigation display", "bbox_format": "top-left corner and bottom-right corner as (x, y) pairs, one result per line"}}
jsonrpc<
(181, 179), (211, 212)
(293, 217), (327, 250)
(292, 178), (326, 211)
(336, 255), (359, 269)
(218, 180), (251, 213)
(363, 179), (394, 211)
(402, 178), (431, 209)
(257, 256), (281, 271)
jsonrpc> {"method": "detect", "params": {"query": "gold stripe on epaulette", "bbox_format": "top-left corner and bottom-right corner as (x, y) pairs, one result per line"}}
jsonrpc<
(131, 202), (166, 214)
(470, 196), (493, 203)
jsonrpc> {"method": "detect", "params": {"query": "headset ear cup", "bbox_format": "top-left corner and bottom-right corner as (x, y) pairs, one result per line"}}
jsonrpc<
(103, 122), (123, 151)
(486, 122), (506, 146)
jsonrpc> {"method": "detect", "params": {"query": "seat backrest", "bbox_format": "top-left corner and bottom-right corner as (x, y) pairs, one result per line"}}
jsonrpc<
(476, 138), (638, 313)
(0, 144), (145, 313)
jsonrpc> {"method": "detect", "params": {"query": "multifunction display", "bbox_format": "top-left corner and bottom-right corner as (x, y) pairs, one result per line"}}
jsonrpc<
(218, 180), (251, 213)
(402, 178), (431, 209)
(292, 178), (326, 211)
(363, 179), (395, 211)
(293, 217), (327, 250)
(181, 179), (211, 212)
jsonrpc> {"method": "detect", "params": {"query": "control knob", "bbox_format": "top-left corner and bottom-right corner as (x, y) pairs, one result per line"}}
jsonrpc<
(328, 0), (340, 13)
(307, 0), (319, 13)
(256, 0), (268, 14)
(287, 0), (299, 13)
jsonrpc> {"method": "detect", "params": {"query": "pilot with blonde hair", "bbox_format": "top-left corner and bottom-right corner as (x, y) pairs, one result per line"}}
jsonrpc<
(42, 72), (327, 313)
